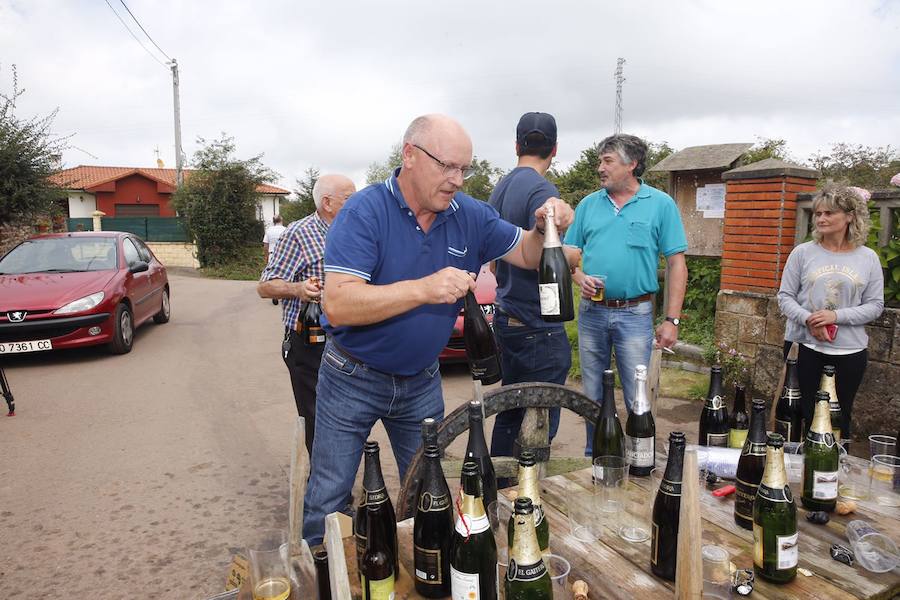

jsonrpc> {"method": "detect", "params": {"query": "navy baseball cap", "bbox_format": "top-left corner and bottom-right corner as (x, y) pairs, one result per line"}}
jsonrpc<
(516, 112), (557, 147)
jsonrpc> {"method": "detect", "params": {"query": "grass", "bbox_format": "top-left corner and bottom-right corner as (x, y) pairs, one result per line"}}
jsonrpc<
(200, 245), (268, 281)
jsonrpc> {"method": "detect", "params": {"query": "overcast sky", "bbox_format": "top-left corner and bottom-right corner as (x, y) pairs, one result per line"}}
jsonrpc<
(2, 0), (898, 192)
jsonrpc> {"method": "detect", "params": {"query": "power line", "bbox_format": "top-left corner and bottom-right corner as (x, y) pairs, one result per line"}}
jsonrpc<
(117, 0), (172, 62)
(100, 0), (168, 68)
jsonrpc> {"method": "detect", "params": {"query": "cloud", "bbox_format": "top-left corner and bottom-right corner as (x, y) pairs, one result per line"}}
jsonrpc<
(2, 0), (898, 190)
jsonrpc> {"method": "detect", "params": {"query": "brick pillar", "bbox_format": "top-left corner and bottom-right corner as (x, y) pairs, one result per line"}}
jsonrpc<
(720, 159), (819, 293)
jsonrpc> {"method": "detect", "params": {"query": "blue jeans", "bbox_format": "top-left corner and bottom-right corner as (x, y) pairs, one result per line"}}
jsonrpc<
(490, 314), (571, 457)
(579, 298), (654, 456)
(302, 340), (444, 546)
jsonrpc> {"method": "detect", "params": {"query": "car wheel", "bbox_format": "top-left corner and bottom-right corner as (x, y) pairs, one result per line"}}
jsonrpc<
(108, 303), (134, 355)
(153, 287), (171, 324)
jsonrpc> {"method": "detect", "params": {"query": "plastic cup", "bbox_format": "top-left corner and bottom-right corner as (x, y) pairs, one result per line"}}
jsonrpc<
(565, 486), (600, 542)
(593, 456), (627, 534)
(589, 275), (607, 301)
(869, 434), (897, 459)
(545, 554), (571, 599)
(247, 529), (291, 600)
(701, 545), (732, 599)
(846, 520), (900, 573)
(838, 455), (870, 500)
(618, 478), (652, 543)
(869, 455), (900, 507)
(488, 498), (514, 578)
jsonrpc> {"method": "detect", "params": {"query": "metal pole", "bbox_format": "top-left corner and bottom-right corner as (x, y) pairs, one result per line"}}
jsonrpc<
(170, 58), (184, 188)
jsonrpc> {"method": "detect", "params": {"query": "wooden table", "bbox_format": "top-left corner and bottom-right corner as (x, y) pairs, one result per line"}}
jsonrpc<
(340, 452), (899, 599)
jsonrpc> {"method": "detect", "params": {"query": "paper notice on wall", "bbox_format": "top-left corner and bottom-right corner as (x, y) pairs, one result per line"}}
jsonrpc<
(703, 209), (725, 219)
(696, 184), (726, 213)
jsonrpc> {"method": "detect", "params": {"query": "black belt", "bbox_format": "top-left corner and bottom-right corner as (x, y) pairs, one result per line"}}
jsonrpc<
(592, 293), (653, 308)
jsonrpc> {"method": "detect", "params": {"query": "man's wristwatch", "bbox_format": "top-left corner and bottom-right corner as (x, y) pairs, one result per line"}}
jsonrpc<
(665, 316), (680, 327)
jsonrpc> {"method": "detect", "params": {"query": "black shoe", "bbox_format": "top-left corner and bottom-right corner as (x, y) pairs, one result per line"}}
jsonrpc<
(272, 298), (279, 305)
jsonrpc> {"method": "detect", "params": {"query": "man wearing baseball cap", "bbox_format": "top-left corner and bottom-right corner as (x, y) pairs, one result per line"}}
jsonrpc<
(488, 112), (578, 461)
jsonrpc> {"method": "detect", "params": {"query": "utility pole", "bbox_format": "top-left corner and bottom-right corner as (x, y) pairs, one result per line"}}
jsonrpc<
(614, 57), (626, 134)
(170, 58), (184, 187)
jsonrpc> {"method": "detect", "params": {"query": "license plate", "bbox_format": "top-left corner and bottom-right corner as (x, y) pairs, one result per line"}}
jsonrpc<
(480, 304), (495, 316)
(0, 339), (53, 354)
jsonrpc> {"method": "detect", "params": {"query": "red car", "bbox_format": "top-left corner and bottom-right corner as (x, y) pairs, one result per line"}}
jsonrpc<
(439, 264), (497, 363)
(0, 232), (170, 355)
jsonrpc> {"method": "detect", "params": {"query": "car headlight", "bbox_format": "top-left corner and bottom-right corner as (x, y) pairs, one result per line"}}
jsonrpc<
(54, 292), (105, 315)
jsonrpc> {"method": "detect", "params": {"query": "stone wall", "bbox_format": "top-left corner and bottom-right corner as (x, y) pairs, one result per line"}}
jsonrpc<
(716, 289), (900, 440)
(147, 242), (200, 269)
(0, 221), (34, 256)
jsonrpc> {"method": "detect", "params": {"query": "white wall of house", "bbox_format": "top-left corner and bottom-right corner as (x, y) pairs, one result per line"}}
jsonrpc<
(67, 192), (97, 217)
(257, 195), (282, 225)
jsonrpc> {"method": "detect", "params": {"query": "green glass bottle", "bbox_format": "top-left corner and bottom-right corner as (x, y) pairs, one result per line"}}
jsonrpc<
(727, 384), (750, 449)
(450, 460), (498, 600)
(625, 364), (656, 476)
(592, 370), (625, 462)
(505, 498), (552, 600)
(507, 451), (549, 553)
(414, 445), (453, 598)
(354, 441), (398, 579)
(361, 501), (395, 600)
(698, 365), (729, 447)
(801, 391), (840, 512)
(734, 398), (768, 530)
(753, 433), (798, 584)
(819, 366), (843, 443)
(650, 431), (686, 581)
(774, 358), (803, 443)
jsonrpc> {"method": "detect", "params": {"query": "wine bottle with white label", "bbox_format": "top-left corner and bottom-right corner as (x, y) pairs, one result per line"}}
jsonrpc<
(625, 364), (655, 476)
(698, 365), (729, 447)
(592, 370), (625, 462)
(801, 391), (840, 512)
(734, 398), (767, 530)
(753, 433), (798, 584)
(774, 358), (803, 443)
(414, 445), (453, 598)
(450, 461), (498, 600)
(504, 498), (552, 600)
(463, 291), (501, 385)
(361, 501), (396, 600)
(538, 203), (574, 322)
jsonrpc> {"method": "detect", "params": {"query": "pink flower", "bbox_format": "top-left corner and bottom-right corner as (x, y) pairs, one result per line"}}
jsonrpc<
(891, 173), (900, 187)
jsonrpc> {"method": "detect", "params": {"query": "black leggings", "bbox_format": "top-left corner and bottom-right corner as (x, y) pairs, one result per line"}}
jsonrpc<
(783, 341), (867, 441)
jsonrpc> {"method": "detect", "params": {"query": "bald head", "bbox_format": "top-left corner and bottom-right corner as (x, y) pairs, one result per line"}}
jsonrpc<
(312, 174), (355, 210)
(403, 114), (472, 157)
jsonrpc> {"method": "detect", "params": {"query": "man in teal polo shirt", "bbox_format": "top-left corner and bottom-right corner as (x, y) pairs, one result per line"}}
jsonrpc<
(564, 133), (688, 455)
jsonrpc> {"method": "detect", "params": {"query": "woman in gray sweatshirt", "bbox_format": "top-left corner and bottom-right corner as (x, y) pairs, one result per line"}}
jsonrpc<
(777, 183), (884, 445)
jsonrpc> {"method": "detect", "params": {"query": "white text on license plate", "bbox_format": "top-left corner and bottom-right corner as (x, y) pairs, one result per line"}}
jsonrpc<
(0, 339), (53, 354)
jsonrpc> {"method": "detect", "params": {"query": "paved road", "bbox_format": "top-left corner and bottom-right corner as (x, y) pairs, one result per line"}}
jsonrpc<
(0, 272), (693, 599)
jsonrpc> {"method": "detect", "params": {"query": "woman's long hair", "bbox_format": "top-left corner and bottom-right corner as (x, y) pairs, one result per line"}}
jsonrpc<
(811, 183), (871, 248)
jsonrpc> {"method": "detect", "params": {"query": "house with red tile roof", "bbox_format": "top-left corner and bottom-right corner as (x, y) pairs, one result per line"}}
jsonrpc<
(50, 165), (289, 225)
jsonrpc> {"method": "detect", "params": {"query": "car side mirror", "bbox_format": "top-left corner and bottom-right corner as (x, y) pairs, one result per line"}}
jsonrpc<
(129, 261), (150, 274)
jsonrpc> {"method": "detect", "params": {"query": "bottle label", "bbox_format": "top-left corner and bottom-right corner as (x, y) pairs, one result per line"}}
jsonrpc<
(742, 442), (766, 457)
(651, 522), (660, 566)
(758, 483), (792, 503)
(366, 487), (389, 506)
(450, 565), (480, 600)
(705, 395), (725, 410)
(356, 533), (366, 566)
(807, 431), (836, 447)
(706, 433), (729, 447)
(774, 419), (792, 442)
(454, 513), (490, 536)
(307, 326), (325, 344)
(538, 283), (561, 316)
(506, 558), (548, 582)
(753, 523), (764, 568)
(776, 532), (799, 570)
(734, 479), (759, 522)
(533, 504), (545, 528)
(418, 492), (451, 513)
(728, 428), (749, 449)
(625, 435), (655, 467)
(658, 478), (682, 497)
(414, 545), (443, 585)
(469, 355), (500, 382)
(361, 574), (395, 600)
(812, 470), (839, 500)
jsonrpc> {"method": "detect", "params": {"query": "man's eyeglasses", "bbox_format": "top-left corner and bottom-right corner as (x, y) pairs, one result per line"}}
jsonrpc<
(412, 144), (475, 180)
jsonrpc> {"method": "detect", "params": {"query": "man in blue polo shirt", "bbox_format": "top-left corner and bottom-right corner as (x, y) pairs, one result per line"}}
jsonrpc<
(564, 133), (688, 456)
(302, 114), (574, 545)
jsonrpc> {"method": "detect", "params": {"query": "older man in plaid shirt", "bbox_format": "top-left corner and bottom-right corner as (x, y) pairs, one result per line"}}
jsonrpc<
(257, 174), (356, 453)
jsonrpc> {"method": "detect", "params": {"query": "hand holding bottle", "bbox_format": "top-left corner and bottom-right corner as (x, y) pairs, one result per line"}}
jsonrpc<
(534, 197), (574, 233)
(298, 276), (322, 301)
(422, 267), (477, 305)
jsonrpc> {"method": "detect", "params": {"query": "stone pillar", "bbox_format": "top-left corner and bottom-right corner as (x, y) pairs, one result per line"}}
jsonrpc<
(713, 159), (819, 393)
(91, 210), (106, 232)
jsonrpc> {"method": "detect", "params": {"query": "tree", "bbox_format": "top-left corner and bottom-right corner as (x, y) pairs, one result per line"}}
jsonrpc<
(643, 141), (676, 193)
(172, 134), (278, 267)
(740, 137), (792, 165)
(281, 166), (319, 223)
(366, 143), (402, 184)
(461, 156), (503, 200)
(0, 65), (68, 225)
(810, 143), (900, 189)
